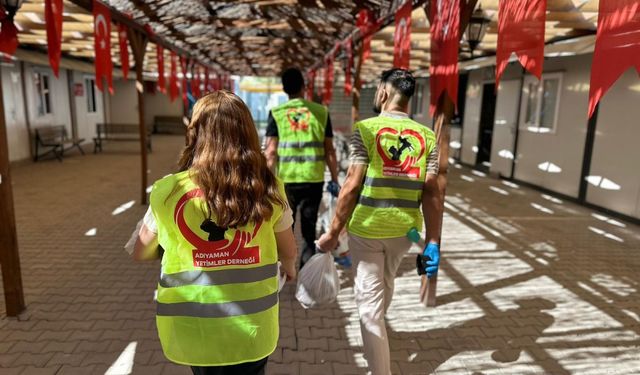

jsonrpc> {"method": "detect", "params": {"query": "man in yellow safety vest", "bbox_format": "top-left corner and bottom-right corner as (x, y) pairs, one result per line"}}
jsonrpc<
(318, 68), (442, 375)
(265, 67), (339, 267)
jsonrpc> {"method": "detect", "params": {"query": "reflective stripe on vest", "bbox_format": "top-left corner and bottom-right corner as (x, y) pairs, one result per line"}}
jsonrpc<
(279, 141), (323, 148)
(272, 99), (327, 183)
(157, 292), (278, 318)
(160, 263), (278, 288)
(358, 196), (421, 209)
(364, 177), (424, 190)
(280, 155), (325, 163)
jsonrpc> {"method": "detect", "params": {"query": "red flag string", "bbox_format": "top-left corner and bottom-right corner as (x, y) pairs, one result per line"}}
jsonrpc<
(344, 38), (353, 95)
(393, 1), (412, 69)
(588, 0), (640, 118)
(356, 9), (375, 62)
(117, 24), (129, 80)
(0, 6), (19, 56)
(157, 45), (166, 93)
(93, 0), (113, 94)
(496, 0), (546, 88)
(45, 0), (63, 77)
(306, 69), (316, 100)
(323, 56), (334, 105)
(429, 0), (459, 116)
(169, 51), (179, 102)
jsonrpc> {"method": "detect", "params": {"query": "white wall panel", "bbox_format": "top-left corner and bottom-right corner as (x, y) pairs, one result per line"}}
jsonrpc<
(490, 79), (520, 177)
(513, 55), (591, 198)
(24, 64), (72, 135)
(109, 80), (138, 124)
(144, 90), (183, 129)
(72, 71), (104, 143)
(2, 64), (30, 161)
(587, 69), (640, 219)
(460, 70), (483, 165)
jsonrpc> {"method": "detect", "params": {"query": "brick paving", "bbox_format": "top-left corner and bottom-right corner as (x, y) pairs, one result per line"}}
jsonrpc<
(1, 135), (639, 374)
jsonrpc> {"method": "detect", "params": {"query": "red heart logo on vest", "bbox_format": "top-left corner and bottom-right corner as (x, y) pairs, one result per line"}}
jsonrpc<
(375, 127), (426, 179)
(174, 189), (262, 268)
(286, 108), (311, 131)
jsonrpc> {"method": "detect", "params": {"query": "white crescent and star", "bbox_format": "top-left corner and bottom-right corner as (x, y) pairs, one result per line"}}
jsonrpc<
(95, 14), (108, 50)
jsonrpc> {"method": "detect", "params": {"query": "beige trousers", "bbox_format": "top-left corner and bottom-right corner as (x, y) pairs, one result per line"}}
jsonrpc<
(348, 233), (413, 375)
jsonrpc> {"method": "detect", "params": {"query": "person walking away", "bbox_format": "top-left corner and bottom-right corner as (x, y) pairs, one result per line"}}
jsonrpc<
(132, 91), (297, 375)
(317, 69), (442, 375)
(265, 67), (340, 267)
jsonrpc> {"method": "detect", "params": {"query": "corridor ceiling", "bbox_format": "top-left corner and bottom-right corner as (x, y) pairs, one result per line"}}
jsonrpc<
(11, 0), (599, 83)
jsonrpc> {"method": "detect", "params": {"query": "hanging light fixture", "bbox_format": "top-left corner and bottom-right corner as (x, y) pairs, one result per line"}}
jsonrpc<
(464, 5), (491, 54)
(0, 0), (24, 18)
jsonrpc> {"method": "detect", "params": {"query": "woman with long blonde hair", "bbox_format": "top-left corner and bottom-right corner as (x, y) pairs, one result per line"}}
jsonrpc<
(133, 91), (297, 375)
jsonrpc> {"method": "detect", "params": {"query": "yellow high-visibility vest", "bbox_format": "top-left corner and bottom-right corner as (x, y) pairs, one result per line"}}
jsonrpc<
(348, 116), (436, 239)
(272, 98), (327, 183)
(150, 170), (283, 366)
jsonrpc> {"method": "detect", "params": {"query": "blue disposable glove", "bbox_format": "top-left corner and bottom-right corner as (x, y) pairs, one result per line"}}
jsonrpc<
(327, 180), (341, 197)
(423, 242), (440, 278)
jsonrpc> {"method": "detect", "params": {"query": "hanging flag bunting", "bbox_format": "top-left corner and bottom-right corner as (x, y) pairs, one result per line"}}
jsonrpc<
(588, 0), (640, 118)
(344, 38), (354, 95)
(429, 0), (459, 115)
(192, 65), (201, 98)
(93, 0), (113, 94)
(323, 55), (335, 105)
(356, 9), (375, 62)
(157, 45), (166, 93)
(306, 69), (316, 100)
(0, 5), (19, 56)
(204, 67), (210, 93)
(45, 0), (63, 77)
(117, 24), (129, 80)
(393, 1), (412, 69)
(496, 0), (546, 88)
(169, 51), (179, 102)
(180, 56), (189, 107)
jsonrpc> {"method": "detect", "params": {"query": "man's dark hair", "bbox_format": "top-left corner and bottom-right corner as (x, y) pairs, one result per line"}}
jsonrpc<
(281, 68), (305, 96)
(380, 68), (415, 99)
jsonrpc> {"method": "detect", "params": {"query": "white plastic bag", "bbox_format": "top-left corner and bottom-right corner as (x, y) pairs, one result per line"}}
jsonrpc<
(123, 219), (144, 255)
(295, 252), (340, 309)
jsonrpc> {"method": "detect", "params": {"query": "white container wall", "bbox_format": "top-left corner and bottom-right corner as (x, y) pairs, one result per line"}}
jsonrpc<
(587, 68), (640, 219)
(2, 63), (30, 162)
(460, 69), (483, 166)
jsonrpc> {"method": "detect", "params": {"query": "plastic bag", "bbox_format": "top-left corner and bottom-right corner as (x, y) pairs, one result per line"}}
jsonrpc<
(318, 196), (351, 267)
(295, 252), (340, 309)
(123, 219), (144, 255)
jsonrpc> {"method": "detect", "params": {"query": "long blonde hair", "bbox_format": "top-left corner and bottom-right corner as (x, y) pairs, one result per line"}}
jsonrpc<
(178, 90), (284, 227)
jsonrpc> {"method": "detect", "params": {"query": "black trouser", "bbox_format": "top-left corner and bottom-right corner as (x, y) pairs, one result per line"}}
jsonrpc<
(191, 356), (268, 375)
(284, 182), (324, 261)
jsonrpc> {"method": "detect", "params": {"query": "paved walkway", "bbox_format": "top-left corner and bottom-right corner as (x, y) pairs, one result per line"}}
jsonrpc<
(1, 135), (639, 374)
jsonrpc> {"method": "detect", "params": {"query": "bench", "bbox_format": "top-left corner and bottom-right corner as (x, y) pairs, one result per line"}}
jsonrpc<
(34, 125), (85, 162)
(153, 116), (184, 134)
(93, 123), (152, 154)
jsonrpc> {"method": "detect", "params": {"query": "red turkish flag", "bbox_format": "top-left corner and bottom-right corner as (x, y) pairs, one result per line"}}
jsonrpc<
(93, 0), (113, 94)
(344, 38), (354, 95)
(356, 9), (374, 62)
(117, 24), (129, 80)
(429, 0), (459, 116)
(393, 1), (412, 69)
(323, 56), (334, 105)
(588, 0), (640, 118)
(157, 45), (166, 93)
(496, 0), (546, 88)
(203, 67), (211, 95)
(180, 57), (189, 107)
(192, 65), (201, 98)
(169, 51), (179, 102)
(306, 69), (316, 100)
(0, 6), (19, 56)
(45, 0), (63, 77)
